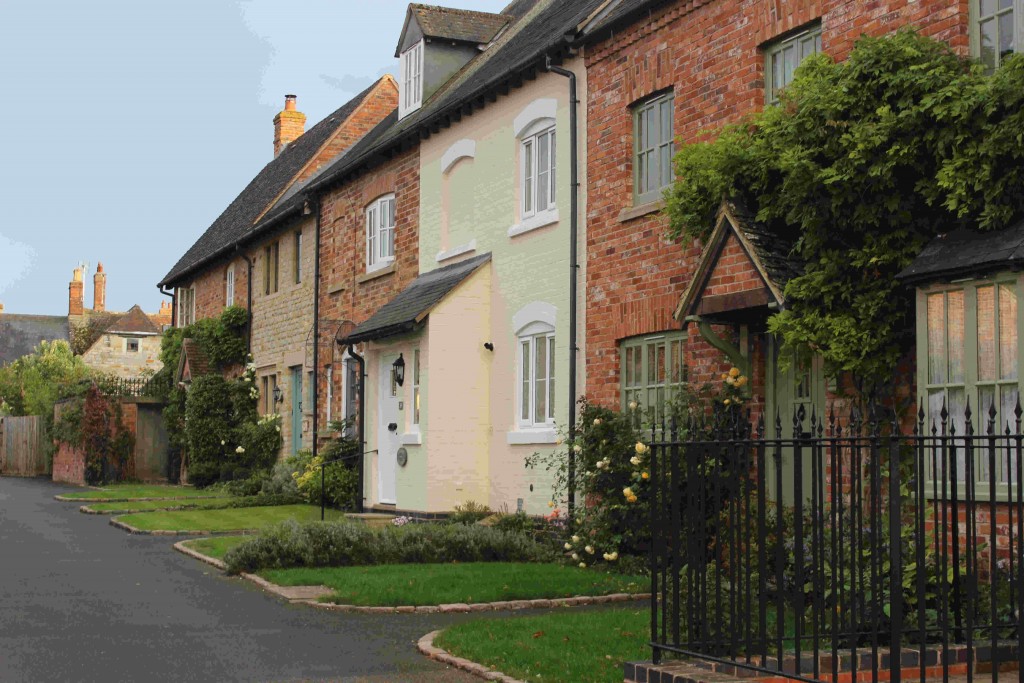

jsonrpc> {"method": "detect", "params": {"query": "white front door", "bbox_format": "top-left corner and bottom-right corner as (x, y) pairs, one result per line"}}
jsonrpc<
(377, 354), (400, 505)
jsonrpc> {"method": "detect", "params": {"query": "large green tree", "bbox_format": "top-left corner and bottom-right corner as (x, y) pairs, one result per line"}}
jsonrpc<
(665, 30), (1024, 390)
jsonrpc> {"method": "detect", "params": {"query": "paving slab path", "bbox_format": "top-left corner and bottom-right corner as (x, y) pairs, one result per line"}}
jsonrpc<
(0, 477), (481, 682)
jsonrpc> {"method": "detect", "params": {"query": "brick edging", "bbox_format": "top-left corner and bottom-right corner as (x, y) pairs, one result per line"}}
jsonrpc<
(299, 591), (650, 614)
(169, 541), (651, 611)
(417, 629), (528, 683)
(108, 518), (259, 536)
(172, 541), (228, 571)
(81, 504), (215, 515)
(56, 495), (220, 503)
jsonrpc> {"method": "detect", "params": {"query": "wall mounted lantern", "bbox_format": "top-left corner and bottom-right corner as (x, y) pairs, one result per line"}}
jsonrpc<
(273, 385), (283, 406)
(393, 354), (406, 387)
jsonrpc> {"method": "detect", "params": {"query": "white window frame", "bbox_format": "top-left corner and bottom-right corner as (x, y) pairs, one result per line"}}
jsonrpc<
(126, 338), (140, 353)
(225, 264), (235, 307)
(326, 364), (333, 424)
(398, 41), (424, 118)
(972, 0), (1021, 72)
(521, 123), (557, 221)
(176, 287), (195, 327)
(517, 322), (556, 429)
(366, 194), (396, 272)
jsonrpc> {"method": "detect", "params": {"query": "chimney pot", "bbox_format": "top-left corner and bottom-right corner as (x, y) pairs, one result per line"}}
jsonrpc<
(69, 267), (84, 317)
(93, 262), (107, 312)
(284, 94), (297, 111)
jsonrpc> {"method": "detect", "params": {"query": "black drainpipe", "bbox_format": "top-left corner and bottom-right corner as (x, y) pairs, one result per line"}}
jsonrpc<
(347, 342), (366, 513)
(158, 285), (175, 327)
(310, 198), (321, 463)
(234, 241), (254, 354)
(545, 54), (580, 520)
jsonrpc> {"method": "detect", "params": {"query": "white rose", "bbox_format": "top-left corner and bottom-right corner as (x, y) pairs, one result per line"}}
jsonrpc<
(571, 535), (580, 543)
(585, 545), (594, 555)
(235, 446), (245, 454)
(571, 553), (579, 561)
(578, 562), (587, 569)
(564, 542), (572, 550)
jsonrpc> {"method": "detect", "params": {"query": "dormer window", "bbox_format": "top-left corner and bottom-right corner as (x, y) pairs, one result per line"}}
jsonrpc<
(399, 41), (423, 118)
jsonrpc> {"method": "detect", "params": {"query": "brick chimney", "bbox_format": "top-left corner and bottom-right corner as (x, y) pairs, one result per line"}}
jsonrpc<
(69, 267), (84, 317)
(152, 300), (173, 328)
(0, 302), (5, 315)
(273, 94), (306, 157)
(93, 262), (106, 312)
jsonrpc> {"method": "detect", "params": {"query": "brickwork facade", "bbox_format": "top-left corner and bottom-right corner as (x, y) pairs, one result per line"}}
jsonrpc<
(317, 146), (421, 428)
(583, 0), (970, 408)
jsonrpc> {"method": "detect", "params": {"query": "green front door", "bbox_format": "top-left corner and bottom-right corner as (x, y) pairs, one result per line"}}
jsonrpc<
(765, 336), (826, 504)
(290, 366), (303, 456)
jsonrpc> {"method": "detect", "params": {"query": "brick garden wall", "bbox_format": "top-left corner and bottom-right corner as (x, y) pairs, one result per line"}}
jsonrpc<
(583, 0), (969, 409)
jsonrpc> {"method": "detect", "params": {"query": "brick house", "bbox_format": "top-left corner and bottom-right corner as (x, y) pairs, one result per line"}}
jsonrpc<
(577, 0), (974, 429)
(304, 1), (598, 514)
(158, 77), (397, 459)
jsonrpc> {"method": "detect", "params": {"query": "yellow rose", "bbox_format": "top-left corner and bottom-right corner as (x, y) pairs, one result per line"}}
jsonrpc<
(729, 367), (741, 378)
(641, 472), (649, 480)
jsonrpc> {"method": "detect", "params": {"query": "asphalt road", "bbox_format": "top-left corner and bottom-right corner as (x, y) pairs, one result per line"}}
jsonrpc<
(0, 477), (483, 683)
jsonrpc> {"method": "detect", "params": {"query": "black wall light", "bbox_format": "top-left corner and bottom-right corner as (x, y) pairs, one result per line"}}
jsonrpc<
(273, 385), (283, 405)
(484, 342), (494, 351)
(393, 353), (406, 387)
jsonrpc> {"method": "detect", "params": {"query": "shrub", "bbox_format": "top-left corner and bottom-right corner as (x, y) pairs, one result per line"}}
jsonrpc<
(224, 520), (556, 574)
(293, 449), (359, 510)
(449, 500), (492, 525)
(491, 511), (535, 535)
(260, 458), (302, 498)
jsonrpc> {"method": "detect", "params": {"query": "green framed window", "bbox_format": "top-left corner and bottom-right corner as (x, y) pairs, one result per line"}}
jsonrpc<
(973, 0), (1019, 71)
(764, 22), (822, 105)
(917, 275), (1022, 497)
(620, 331), (686, 425)
(632, 91), (674, 206)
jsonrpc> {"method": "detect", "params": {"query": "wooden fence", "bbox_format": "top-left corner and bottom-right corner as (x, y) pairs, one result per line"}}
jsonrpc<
(0, 416), (49, 477)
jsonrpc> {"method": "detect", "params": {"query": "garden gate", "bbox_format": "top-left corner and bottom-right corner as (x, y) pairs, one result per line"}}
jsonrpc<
(648, 402), (1023, 682)
(0, 416), (49, 477)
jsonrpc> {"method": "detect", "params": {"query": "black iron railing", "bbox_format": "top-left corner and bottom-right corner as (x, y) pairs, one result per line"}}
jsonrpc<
(93, 374), (170, 398)
(649, 401), (1024, 682)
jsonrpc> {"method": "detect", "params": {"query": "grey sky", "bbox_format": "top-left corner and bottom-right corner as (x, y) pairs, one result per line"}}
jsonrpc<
(0, 0), (508, 316)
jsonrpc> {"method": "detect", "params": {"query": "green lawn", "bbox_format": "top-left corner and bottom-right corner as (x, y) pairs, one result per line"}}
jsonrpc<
(259, 563), (646, 606)
(436, 607), (649, 683)
(116, 505), (347, 532)
(182, 536), (250, 560)
(59, 484), (219, 501)
(87, 498), (232, 513)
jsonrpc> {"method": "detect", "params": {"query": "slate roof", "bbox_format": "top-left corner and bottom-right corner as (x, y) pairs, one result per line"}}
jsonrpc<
(401, 4), (513, 55)
(159, 79), (385, 288)
(724, 198), (802, 289)
(675, 198), (801, 320)
(177, 338), (213, 383)
(306, 0), (605, 195)
(897, 217), (1024, 285)
(341, 253), (491, 345)
(104, 305), (162, 336)
(0, 315), (70, 366)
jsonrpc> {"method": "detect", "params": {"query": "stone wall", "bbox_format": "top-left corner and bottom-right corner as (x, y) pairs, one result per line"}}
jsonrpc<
(81, 334), (162, 378)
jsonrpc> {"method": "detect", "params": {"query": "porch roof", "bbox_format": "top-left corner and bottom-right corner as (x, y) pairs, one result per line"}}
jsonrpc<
(340, 253), (491, 346)
(897, 216), (1024, 285)
(674, 198), (800, 322)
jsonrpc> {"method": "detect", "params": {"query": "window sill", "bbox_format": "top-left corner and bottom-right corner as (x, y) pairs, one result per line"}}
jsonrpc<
(436, 240), (477, 263)
(617, 199), (665, 223)
(356, 262), (395, 284)
(506, 428), (557, 445)
(508, 210), (559, 238)
(327, 282), (346, 295)
(401, 431), (422, 446)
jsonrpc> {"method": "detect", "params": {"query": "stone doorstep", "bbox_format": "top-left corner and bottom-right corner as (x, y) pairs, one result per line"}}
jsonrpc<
(417, 629), (528, 683)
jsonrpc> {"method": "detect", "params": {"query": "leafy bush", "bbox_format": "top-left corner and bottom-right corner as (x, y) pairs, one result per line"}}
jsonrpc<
(224, 520), (556, 574)
(260, 459), (302, 498)
(491, 511), (535, 535)
(292, 449), (359, 511)
(450, 500), (492, 525)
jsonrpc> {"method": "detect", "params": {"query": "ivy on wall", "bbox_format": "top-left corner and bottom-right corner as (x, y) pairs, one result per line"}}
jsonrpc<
(665, 30), (1024, 391)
